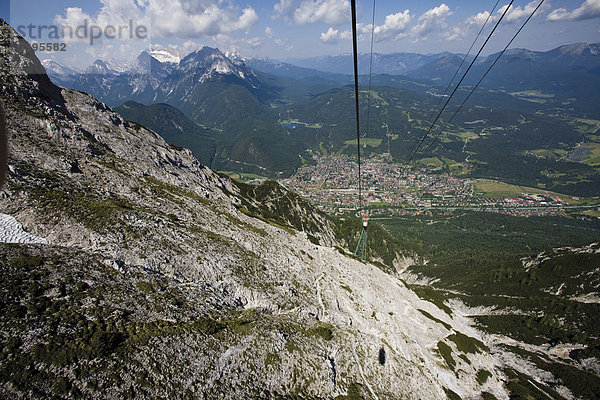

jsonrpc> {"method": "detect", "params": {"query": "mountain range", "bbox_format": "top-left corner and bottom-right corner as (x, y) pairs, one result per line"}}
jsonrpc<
(2, 17), (600, 399)
(40, 41), (600, 195)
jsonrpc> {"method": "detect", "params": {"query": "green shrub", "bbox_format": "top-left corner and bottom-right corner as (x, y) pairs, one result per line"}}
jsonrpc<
(476, 370), (492, 385)
(447, 332), (487, 354)
(437, 341), (455, 371)
(312, 326), (333, 341)
(192, 317), (224, 335)
(136, 281), (154, 294)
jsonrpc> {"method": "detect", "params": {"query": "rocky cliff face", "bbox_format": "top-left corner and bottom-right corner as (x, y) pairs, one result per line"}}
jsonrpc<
(0, 19), (509, 399)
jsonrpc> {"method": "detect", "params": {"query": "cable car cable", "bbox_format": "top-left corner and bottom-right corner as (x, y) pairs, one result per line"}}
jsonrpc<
(350, 0), (363, 210)
(405, 0), (515, 167)
(428, 0), (500, 123)
(423, 0), (547, 154)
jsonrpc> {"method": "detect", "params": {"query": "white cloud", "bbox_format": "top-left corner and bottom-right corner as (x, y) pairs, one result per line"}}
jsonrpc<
(274, 38), (293, 51)
(320, 27), (350, 44)
(410, 3), (452, 41)
(154, 40), (199, 57)
(498, 1), (550, 23)
(547, 0), (600, 21)
(273, 0), (298, 20)
(263, 26), (292, 49)
(148, 0), (258, 38)
(274, 0), (350, 25)
(373, 9), (411, 41)
(213, 33), (262, 54)
(445, 10), (490, 41)
(53, 1), (149, 43)
(55, 0), (259, 41)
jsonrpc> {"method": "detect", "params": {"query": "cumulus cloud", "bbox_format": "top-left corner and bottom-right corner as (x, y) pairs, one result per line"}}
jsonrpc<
(148, 0), (258, 38)
(373, 10), (411, 41)
(214, 33), (262, 54)
(320, 27), (350, 43)
(445, 10), (490, 41)
(273, 0), (298, 20)
(319, 5), (451, 45)
(263, 26), (292, 49)
(274, 0), (350, 25)
(410, 3), (451, 41)
(55, 0), (259, 41)
(53, 1), (148, 43)
(547, 0), (600, 21)
(498, 1), (550, 23)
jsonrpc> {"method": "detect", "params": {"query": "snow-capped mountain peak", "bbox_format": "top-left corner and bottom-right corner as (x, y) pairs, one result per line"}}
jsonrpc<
(40, 59), (81, 87)
(177, 46), (257, 84)
(41, 59), (81, 76)
(149, 49), (181, 65)
(86, 59), (119, 75)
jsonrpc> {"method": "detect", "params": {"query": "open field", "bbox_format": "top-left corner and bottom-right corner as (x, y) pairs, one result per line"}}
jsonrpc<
(219, 171), (265, 183)
(528, 149), (567, 160)
(344, 138), (383, 147)
(473, 180), (589, 204)
(510, 90), (554, 104)
(584, 209), (600, 218)
(573, 142), (600, 166)
(416, 157), (444, 167)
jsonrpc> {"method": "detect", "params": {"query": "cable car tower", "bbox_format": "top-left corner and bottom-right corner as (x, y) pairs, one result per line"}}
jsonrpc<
(349, 0), (373, 262)
(354, 210), (370, 261)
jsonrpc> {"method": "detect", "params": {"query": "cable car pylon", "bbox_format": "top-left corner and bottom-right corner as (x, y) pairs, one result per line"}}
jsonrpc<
(354, 210), (370, 261)
(350, 0), (370, 262)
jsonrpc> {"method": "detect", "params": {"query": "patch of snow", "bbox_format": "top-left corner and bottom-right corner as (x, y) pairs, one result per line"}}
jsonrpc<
(150, 49), (181, 64)
(212, 61), (233, 75)
(0, 213), (47, 244)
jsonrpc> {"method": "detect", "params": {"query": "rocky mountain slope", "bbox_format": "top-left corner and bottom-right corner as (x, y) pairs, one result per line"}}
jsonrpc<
(0, 18), (580, 399)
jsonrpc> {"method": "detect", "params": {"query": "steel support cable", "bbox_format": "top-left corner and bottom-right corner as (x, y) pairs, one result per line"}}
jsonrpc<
(350, 0), (363, 210)
(364, 0), (377, 154)
(427, 0), (500, 122)
(425, 0), (547, 153)
(405, 0), (515, 167)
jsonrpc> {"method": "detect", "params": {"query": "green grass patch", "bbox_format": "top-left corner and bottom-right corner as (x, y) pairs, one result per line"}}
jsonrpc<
(437, 341), (456, 371)
(476, 370), (492, 385)
(319, 141), (328, 156)
(311, 326), (334, 341)
(135, 281), (154, 294)
(443, 387), (462, 400)
(504, 368), (563, 400)
(416, 157), (443, 167)
(529, 148), (567, 160)
(447, 331), (487, 354)
(341, 284), (352, 293)
(219, 171), (265, 183)
(264, 353), (281, 367)
(417, 309), (451, 330)
(473, 179), (582, 204)
(409, 285), (452, 316)
(574, 143), (600, 166)
(344, 138), (383, 147)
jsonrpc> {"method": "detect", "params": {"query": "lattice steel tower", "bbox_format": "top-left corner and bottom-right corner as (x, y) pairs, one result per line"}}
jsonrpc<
(354, 211), (369, 261)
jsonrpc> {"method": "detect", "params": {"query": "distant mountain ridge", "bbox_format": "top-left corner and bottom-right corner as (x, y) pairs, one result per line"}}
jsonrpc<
(407, 42), (600, 80)
(39, 41), (600, 183)
(284, 51), (460, 75)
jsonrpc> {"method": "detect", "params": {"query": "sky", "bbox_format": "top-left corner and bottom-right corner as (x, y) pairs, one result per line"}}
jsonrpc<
(1, 0), (599, 70)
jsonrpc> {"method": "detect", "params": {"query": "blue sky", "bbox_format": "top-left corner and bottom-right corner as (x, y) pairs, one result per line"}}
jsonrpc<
(1, 0), (599, 70)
